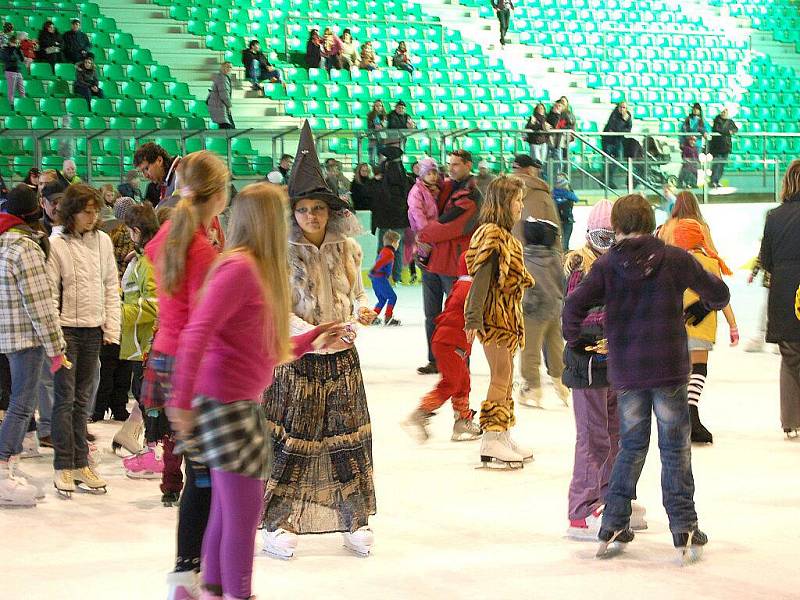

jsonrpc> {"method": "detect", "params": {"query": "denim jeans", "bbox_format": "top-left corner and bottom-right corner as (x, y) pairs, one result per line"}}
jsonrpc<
(710, 154), (728, 186)
(52, 327), (102, 470)
(0, 346), (46, 461)
(422, 271), (456, 364)
(602, 384), (697, 534)
(38, 360), (54, 438)
(85, 357), (101, 419)
(375, 228), (405, 282)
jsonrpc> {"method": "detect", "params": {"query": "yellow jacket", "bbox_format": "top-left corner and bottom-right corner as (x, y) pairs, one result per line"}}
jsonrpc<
(685, 250), (721, 343)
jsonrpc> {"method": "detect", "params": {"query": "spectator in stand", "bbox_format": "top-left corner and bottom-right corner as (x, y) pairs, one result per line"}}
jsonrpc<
(553, 173), (578, 251)
(681, 103), (706, 154)
(209, 61), (235, 129)
(708, 108), (739, 188)
(602, 101), (633, 188)
(0, 171), (7, 202)
(476, 160), (495, 198)
(340, 29), (358, 69)
(387, 100), (415, 148)
(241, 40), (279, 91)
(98, 184), (119, 225)
(678, 135), (700, 189)
(305, 29), (322, 69)
(547, 99), (575, 177)
(276, 154), (293, 181)
(134, 142), (182, 207)
(322, 27), (344, 71)
(62, 19), (91, 64)
(36, 21), (62, 72)
(351, 163), (380, 211)
(17, 32), (37, 70)
(367, 99), (387, 165)
(0, 22), (13, 48)
(56, 159), (81, 187)
(324, 158), (352, 206)
(1, 36), (26, 104)
(118, 170), (143, 203)
(372, 146), (412, 283)
(491, 0), (514, 46)
(74, 53), (103, 105)
(393, 41), (414, 73)
(359, 41), (378, 71)
(525, 103), (551, 171)
(23, 168), (39, 189)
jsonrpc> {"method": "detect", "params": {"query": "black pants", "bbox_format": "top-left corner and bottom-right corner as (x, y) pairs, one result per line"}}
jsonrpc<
(0, 354), (10, 412)
(94, 343), (132, 421)
(74, 83), (104, 105)
(497, 8), (511, 42)
(175, 458), (212, 572)
(710, 154), (729, 186)
(422, 271), (456, 364)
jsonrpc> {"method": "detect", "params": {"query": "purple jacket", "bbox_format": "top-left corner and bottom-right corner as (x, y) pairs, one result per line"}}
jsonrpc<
(562, 235), (729, 391)
(406, 180), (439, 233)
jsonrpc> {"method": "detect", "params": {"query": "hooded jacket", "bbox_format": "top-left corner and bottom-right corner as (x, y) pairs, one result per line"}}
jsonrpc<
(521, 244), (563, 321)
(708, 114), (739, 155)
(760, 197), (800, 343)
(563, 235), (729, 390)
(511, 170), (561, 249)
(119, 251), (157, 361)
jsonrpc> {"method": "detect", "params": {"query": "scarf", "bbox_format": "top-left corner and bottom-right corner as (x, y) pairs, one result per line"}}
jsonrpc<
(673, 218), (732, 276)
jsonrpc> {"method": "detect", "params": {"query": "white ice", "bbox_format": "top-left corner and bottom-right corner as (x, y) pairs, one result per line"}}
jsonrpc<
(3, 270), (800, 600)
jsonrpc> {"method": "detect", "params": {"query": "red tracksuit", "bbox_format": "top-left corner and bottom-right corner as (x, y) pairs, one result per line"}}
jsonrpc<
(419, 276), (473, 418)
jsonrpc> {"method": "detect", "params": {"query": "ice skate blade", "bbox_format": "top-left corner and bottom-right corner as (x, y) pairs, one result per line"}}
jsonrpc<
(263, 548), (294, 561)
(0, 498), (37, 508)
(400, 421), (429, 444)
(54, 487), (72, 499)
(74, 482), (107, 494)
(342, 542), (371, 558)
(450, 433), (482, 442)
(477, 456), (524, 470)
(518, 400), (543, 410)
(677, 545), (703, 565)
(125, 470), (163, 480)
(595, 540), (626, 559)
(565, 527), (599, 541)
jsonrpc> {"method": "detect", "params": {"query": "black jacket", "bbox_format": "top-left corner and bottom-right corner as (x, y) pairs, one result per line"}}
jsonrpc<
(525, 114), (549, 145)
(305, 41), (321, 68)
(351, 178), (381, 211)
(371, 163), (411, 230)
(0, 46), (24, 73)
(75, 63), (98, 88)
(37, 29), (62, 60)
(387, 110), (412, 129)
(242, 48), (269, 71)
(760, 198), (800, 343)
(62, 30), (91, 63)
(117, 182), (143, 202)
(708, 115), (738, 155)
(602, 108), (632, 151)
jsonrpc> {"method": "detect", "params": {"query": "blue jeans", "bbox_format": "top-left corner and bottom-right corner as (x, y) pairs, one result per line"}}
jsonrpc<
(38, 360), (54, 438)
(422, 271), (456, 364)
(0, 346), (46, 461)
(85, 358), (101, 419)
(375, 229), (404, 282)
(602, 384), (698, 534)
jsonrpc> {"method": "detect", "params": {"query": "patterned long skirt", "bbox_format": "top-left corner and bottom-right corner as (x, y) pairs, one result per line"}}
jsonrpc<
(261, 347), (376, 534)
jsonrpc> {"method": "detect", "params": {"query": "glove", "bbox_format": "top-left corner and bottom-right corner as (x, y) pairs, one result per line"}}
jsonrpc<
(684, 301), (711, 327)
(49, 354), (70, 373)
(729, 326), (739, 346)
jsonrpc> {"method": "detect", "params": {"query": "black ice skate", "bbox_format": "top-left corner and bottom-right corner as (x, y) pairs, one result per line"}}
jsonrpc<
(162, 491), (181, 507)
(689, 405), (713, 444)
(673, 529), (707, 565)
(595, 527), (634, 559)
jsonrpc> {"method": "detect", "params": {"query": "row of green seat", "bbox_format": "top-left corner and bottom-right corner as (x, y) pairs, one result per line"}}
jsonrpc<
(0, 96), (209, 120)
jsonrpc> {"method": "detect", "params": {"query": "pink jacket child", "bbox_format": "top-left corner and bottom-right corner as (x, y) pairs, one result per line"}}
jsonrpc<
(407, 157), (441, 264)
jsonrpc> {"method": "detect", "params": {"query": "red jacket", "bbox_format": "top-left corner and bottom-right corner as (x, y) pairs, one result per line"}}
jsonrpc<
(417, 177), (480, 277)
(432, 277), (472, 353)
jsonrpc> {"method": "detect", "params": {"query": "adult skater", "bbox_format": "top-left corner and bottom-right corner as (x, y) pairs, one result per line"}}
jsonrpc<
(0, 185), (66, 507)
(48, 184), (120, 497)
(261, 122), (378, 559)
(759, 159), (800, 438)
(563, 194), (729, 562)
(144, 151), (230, 599)
(169, 182), (345, 600)
(464, 175), (534, 467)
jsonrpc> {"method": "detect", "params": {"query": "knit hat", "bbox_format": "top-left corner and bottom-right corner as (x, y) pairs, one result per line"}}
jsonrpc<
(457, 251), (469, 277)
(2, 184), (40, 219)
(417, 157), (438, 177)
(523, 217), (559, 248)
(114, 196), (136, 222)
(586, 199), (613, 231)
(673, 218), (732, 276)
(287, 120), (344, 209)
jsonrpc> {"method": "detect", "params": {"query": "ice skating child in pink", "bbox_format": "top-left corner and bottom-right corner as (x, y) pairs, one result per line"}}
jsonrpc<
(369, 230), (401, 326)
(405, 252), (481, 442)
(170, 183), (342, 600)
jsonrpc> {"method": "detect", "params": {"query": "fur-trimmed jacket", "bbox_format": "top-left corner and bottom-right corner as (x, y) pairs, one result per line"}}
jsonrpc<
(288, 224), (368, 352)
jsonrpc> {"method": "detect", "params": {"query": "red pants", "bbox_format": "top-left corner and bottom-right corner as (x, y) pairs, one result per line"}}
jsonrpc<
(419, 342), (471, 419)
(160, 434), (184, 494)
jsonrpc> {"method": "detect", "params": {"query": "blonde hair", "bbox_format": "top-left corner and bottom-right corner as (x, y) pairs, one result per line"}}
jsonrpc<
(781, 159), (800, 202)
(671, 190), (705, 224)
(479, 175), (524, 231)
(224, 183), (292, 364)
(161, 151), (229, 294)
(100, 183), (120, 206)
(382, 230), (401, 245)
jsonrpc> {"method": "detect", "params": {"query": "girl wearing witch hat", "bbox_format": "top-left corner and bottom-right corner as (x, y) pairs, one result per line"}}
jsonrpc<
(261, 121), (378, 559)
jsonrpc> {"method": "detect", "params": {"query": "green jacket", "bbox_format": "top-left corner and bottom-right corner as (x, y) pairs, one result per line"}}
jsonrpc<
(119, 252), (158, 361)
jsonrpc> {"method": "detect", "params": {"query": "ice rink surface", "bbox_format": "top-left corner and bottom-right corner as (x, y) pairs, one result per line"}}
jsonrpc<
(3, 276), (799, 600)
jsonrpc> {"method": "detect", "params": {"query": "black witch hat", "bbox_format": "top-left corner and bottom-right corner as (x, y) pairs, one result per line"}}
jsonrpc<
(287, 120), (345, 209)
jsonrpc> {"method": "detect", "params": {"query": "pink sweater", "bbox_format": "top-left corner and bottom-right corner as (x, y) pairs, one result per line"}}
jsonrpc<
(145, 221), (219, 357)
(170, 253), (320, 410)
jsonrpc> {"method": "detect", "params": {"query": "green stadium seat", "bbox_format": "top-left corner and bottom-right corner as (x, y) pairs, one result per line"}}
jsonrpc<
(84, 116), (107, 130)
(205, 138), (228, 155)
(131, 48), (155, 66)
(54, 63), (77, 80)
(14, 97), (38, 116)
(65, 98), (92, 117)
(127, 64), (149, 82)
(135, 116), (158, 129)
(109, 117), (133, 129)
(39, 98), (65, 117)
(168, 82), (193, 100)
(160, 117), (182, 129)
(149, 65), (175, 82)
(185, 116), (207, 130)
(12, 155), (35, 178)
(25, 80), (47, 98)
(30, 62), (56, 80)
(113, 33), (136, 50)
(31, 115), (55, 129)
(164, 99), (189, 117)
(115, 99), (139, 117)
(49, 80), (73, 98)
(108, 49), (131, 65)
(122, 82), (147, 99)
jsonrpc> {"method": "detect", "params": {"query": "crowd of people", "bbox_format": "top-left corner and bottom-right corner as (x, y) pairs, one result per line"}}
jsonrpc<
(303, 27), (414, 74)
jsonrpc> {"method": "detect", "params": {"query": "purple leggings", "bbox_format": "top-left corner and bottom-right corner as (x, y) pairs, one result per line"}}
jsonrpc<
(202, 469), (265, 599)
(567, 387), (619, 520)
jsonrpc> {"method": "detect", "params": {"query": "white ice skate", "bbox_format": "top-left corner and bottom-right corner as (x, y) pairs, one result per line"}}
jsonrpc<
(402, 409), (432, 443)
(342, 526), (374, 557)
(478, 431), (524, 469)
(166, 570), (200, 600)
(630, 502), (648, 530)
(87, 442), (102, 467)
(73, 466), (107, 494)
(8, 456), (45, 499)
(502, 430), (534, 462)
(517, 384), (543, 409)
(451, 411), (482, 442)
(551, 376), (570, 407)
(262, 528), (298, 560)
(566, 507), (603, 540)
(0, 461), (38, 507)
(20, 431), (40, 458)
(54, 469), (75, 498)
(111, 407), (144, 455)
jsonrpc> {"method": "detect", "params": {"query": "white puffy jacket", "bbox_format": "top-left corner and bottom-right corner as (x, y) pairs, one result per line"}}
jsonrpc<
(47, 228), (121, 344)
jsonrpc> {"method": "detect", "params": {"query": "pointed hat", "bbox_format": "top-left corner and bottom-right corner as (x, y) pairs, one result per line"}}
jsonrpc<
(287, 120), (345, 209)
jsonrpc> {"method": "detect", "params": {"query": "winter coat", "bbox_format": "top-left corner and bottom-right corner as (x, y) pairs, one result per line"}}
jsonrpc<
(305, 40), (322, 68)
(20, 39), (37, 60)
(62, 30), (90, 63)
(371, 164), (410, 230)
(684, 251), (722, 344)
(75, 63), (98, 88)
(546, 108), (576, 148)
(553, 187), (577, 225)
(1, 46), (24, 72)
(387, 110), (413, 129)
(525, 114), (549, 146)
(117, 182), (142, 203)
(406, 179), (439, 233)
(511, 170), (561, 249)
(350, 178), (380, 212)
(119, 252), (157, 361)
(47, 228), (121, 344)
(562, 235), (729, 391)
(208, 72), (233, 126)
(760, 197), (800, 343)
(602, 107), (632, 153)
(287, 224), (368, 353)
(708, 115), (739, 156)
(0, 215), (65, 356)
(37, 29), (62, 61)
(522, 244), (563, 321)
(432, 276), (472, 351)
(417, 177), (481, 277)
(475, 173), (495, 199)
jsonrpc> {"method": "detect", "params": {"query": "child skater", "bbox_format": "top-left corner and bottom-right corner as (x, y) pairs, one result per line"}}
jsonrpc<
(369, 229), (401, 326)
(169, 183), (344, 600)
(562, 200), (647, 539)
(518, 218), (569, 408)
(465, 175), (535, 468)
(405, 252), (481, 442)
(563, 194), (729, 563)
(673, 218), (738, 444)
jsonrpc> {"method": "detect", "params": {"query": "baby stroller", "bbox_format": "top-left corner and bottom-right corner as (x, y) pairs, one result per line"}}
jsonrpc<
(644, 137), (677, 187)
